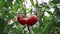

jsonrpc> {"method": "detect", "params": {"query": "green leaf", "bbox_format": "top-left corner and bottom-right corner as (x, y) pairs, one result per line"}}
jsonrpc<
(0, 1), (5, 8)
(0, 17), (5, 34)
(52, 0), (60, 4)
(12, 28), (21, 34)
(6, 0), (13, 7)
(30, 0), (34, 6)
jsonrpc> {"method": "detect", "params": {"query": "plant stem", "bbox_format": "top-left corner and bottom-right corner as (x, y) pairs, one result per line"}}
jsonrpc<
(27, 25), (34, 34)
(27, 25), (31, 34)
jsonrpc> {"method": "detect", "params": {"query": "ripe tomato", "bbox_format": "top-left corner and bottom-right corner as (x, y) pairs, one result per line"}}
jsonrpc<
(17, 15), (38, 26)
(27, 15), (38, 26)
(17, 15), (28, 25)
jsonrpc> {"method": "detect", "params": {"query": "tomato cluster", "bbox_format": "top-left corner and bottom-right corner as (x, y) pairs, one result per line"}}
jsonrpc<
(17, 15), (38, 26)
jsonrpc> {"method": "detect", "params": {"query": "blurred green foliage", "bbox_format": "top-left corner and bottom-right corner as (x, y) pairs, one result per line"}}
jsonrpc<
(0, 0), (60, 34)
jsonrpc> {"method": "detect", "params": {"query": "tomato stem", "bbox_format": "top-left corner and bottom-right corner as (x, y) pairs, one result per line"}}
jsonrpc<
(27, 25), (31, 34)
(27, 25), (34, 34)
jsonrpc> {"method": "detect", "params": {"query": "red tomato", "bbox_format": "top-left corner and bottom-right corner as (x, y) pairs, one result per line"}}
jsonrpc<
(17, 15), (38, 26)
(17, 16), (28, 25)
(27, 15), (38, 26)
